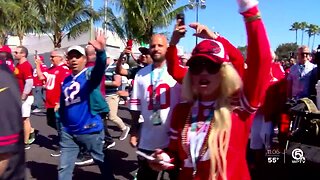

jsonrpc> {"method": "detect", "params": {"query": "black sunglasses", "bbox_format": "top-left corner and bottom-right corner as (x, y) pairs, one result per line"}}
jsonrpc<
(188, 60), (221, 75)
(300, 52), (310, 56)
(67, 53), (83, 60)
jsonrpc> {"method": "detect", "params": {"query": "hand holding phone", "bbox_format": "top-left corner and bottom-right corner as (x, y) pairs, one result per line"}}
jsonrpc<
(176, 13), (185, 36)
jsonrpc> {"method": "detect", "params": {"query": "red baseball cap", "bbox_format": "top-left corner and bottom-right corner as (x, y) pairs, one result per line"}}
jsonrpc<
(0, 45), (12, 54)
(187, 40), (229, 66)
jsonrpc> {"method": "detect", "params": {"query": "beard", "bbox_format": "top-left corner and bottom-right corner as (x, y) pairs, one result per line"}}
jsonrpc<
(151, 54), (165, 63)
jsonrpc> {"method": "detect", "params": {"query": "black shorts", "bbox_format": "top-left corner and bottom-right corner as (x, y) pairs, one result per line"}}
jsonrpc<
(46, 108), (57, 130)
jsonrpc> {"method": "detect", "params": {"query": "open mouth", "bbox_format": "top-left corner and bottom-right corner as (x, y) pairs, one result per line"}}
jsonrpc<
(199, 79), (210, 87)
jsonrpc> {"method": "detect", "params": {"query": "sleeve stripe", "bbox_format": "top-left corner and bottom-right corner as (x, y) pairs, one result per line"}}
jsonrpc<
(0, 134), (19, 141)
(240, 93), (258, 114)
(169, 128), (178, 134)
(170, 136), (178, 140)
(0, 134), (19, 146)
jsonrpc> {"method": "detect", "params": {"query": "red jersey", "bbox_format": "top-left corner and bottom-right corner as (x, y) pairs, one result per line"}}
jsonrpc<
(166, 6), (272, 180)
(33, 63), (48, 86)
(43, 64), (70, 108)
(15, 61), (33, 95)
(261, 62), (287, 122)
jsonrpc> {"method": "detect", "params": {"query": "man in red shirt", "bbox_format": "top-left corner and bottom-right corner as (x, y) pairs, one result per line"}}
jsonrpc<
(35, 49), (70, 156)
(32, 55), (47, 113)
(13, 46), (36, 149)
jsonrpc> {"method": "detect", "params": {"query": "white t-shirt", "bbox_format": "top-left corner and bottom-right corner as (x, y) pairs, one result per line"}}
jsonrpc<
(130, 63), (181, 151)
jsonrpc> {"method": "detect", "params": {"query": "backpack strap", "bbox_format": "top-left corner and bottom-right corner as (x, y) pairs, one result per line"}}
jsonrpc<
(299, 98), (319, 113)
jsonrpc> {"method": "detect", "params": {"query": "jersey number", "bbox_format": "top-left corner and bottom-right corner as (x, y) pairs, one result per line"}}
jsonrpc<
(64, 82), (81, 106)
(147, 83), (170, 110)
(45, 74), (56, 90)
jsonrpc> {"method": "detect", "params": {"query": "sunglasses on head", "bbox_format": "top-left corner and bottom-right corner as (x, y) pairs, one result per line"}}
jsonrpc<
(188, 59), (221, 75)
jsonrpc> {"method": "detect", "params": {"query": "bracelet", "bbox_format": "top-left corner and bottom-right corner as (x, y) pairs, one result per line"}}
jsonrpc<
(244, 12), (261, 23)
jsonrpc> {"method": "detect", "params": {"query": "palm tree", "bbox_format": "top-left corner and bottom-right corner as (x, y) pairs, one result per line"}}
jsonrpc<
(299, 21), (308, 45)
(8, 1), (42, 45)
(33, 0), (100, 48)
(312, 26), (320, 50)
(306, 24), (319, 49)
(0, 0), (20, 45)
(111, 0), (188, 44)
(290, 22), (300, 44)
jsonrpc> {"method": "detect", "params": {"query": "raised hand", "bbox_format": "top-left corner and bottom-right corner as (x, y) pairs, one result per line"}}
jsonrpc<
(189, 22), (218, 40)
(169, 19), (187, 46)
(89, 29), (106, 51)
(34, 57), (42, 67)
(236, 0), (259, 13)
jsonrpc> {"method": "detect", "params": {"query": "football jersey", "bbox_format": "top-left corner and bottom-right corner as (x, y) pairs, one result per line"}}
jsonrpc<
(43, 64), (70, 108)
(130, 63), (181, 151)
(33, 63), (47, 86)
(60, 68), (103, 134)
(15, 61), (33, 95)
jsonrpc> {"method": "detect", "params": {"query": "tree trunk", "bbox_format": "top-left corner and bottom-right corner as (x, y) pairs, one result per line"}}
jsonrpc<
(301, 30), (304, 45)
(295, 30), (298, 44)
(53, 31), (62, 48)
(18, 33), (24, 46)
(0, 32), (7, 46)
(308, 36), (311, 48)
(312, 35), (316, 50)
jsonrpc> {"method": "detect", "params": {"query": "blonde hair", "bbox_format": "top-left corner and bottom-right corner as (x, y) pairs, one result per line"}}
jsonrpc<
(181, 62), (243, 180)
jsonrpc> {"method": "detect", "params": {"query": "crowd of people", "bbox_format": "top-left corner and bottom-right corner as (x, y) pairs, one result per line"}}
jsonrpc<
(1, 0), (320, 179)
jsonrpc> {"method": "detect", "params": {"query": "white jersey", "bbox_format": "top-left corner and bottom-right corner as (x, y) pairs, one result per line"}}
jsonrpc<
(130, 63), (181, 151)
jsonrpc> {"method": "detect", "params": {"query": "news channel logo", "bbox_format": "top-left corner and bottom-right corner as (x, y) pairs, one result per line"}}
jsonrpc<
(291, 148), (305, 164)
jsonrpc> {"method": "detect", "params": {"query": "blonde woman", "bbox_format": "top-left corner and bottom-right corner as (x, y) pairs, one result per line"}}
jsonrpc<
(149, 0), (272, 179)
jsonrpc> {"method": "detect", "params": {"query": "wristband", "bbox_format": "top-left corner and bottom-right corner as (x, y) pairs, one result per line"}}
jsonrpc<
(244, 12), (261, 22)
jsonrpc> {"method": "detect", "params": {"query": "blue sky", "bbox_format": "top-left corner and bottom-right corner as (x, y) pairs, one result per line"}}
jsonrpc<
(93, 0), (320, 53)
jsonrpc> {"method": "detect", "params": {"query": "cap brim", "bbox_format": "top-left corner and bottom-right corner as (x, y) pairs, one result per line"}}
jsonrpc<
(139, 47), (149, 54)
(186, 54), (221, 66)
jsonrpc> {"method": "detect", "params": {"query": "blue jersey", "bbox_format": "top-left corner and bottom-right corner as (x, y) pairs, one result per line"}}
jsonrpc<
(59, 51), (107, 134)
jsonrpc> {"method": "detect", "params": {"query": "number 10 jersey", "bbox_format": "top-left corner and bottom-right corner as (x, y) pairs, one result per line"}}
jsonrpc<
(130, 64), (181, 151)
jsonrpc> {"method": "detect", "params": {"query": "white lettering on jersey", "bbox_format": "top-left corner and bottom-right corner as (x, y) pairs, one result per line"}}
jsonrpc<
(64, 82), (81, 106)
(45, 73), (56, 90)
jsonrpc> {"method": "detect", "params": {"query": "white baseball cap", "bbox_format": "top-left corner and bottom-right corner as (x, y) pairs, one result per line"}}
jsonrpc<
(67, 45), (86, 55)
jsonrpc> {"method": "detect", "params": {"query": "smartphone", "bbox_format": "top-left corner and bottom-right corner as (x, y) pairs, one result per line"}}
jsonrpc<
(176, 13), (185, 35)
(136, 150), (174, 167)
(34, 50), (38, 58)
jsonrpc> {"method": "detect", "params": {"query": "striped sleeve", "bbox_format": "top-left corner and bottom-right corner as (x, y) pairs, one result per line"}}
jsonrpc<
(129, 73), (141, 111)
(231, 91), (258, 114)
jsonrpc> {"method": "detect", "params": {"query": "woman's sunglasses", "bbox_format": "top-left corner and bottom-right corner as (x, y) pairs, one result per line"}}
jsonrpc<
(188, 60), (221, 75)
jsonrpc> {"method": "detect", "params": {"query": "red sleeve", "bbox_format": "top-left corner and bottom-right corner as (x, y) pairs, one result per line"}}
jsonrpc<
(23, 63), (33, 80)
(167, 103), (190, 166)
(216, 36), (245, 78)
(166, 46), (188, 84)
(242, 6), (272, 108)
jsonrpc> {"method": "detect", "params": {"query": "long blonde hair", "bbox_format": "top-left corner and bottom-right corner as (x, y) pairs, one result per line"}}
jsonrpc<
(181, 62), (243, 180)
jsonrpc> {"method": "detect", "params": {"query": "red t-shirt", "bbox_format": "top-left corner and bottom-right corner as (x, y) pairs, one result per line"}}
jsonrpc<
(15, 61), (33, 95)
(43, 64), (70, 108)
(33, 63), (48, 86)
